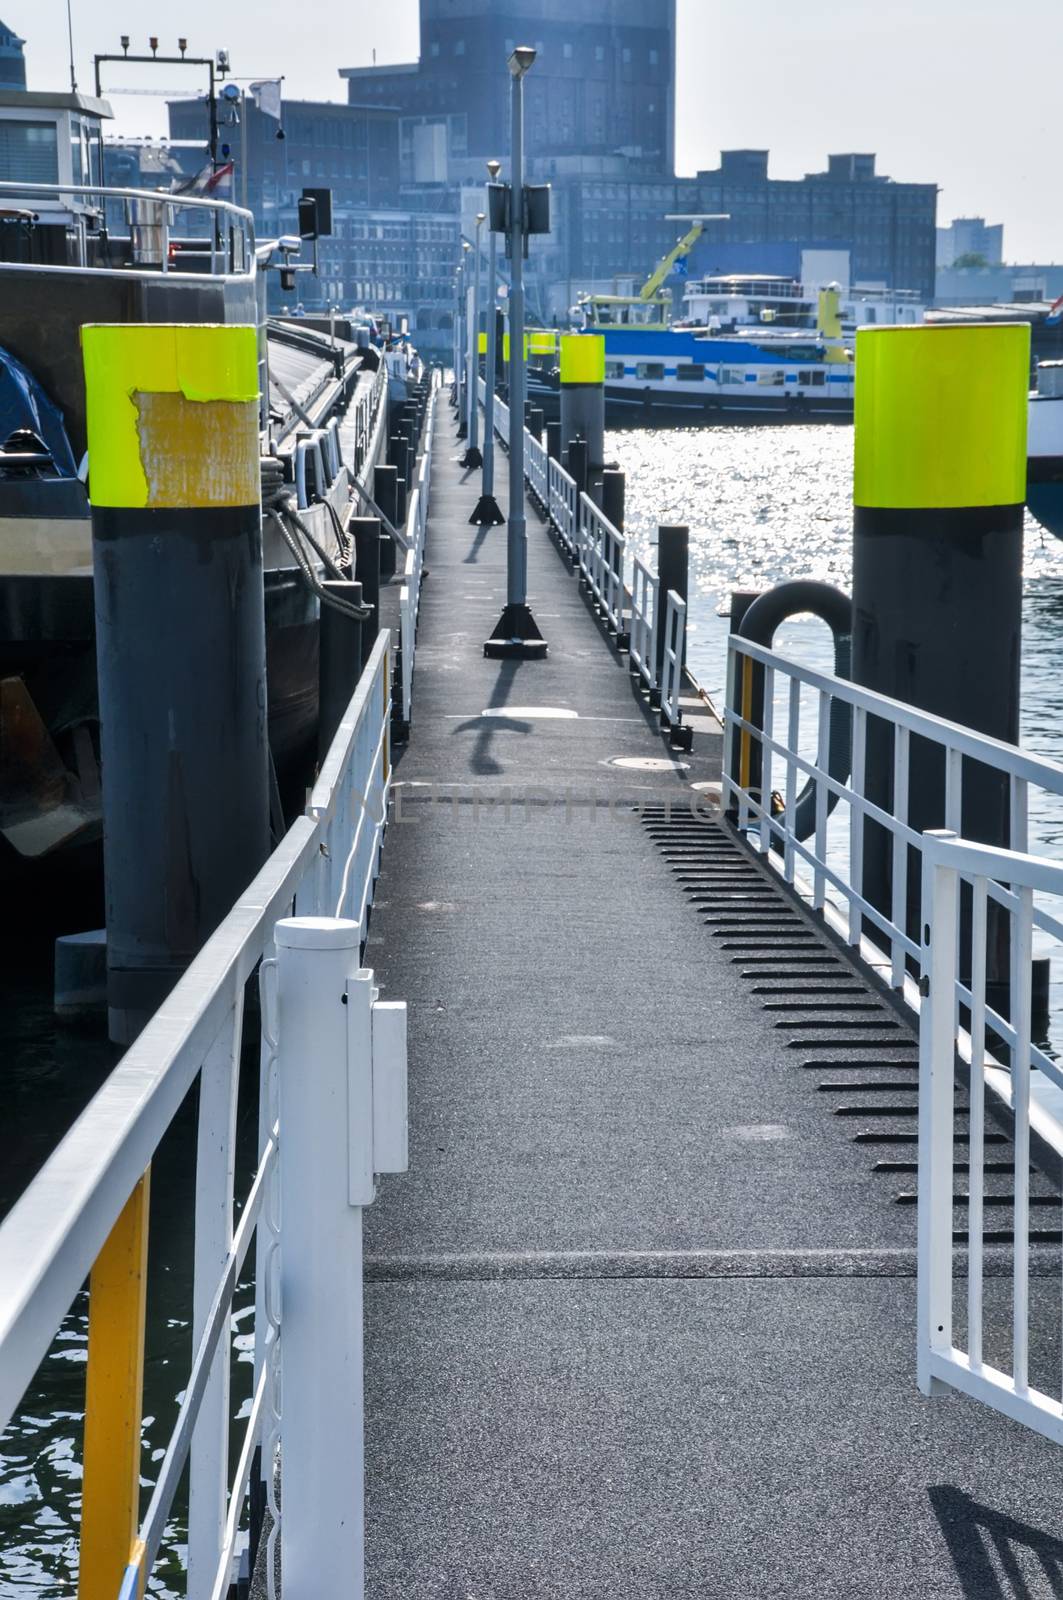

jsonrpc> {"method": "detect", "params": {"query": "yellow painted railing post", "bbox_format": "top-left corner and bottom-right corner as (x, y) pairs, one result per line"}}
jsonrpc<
(78, 1170), (150, 1600)
(739, 655), (753, 792)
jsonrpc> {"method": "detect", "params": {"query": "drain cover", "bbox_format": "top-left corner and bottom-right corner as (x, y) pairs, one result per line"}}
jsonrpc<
(608, 756), (690, 772)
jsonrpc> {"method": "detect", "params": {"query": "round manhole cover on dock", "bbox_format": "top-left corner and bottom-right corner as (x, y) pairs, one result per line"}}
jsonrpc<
(607, 756), (690, 772)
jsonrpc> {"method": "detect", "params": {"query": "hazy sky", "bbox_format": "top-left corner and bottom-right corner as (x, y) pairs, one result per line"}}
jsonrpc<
(12, 0), (1061, 261)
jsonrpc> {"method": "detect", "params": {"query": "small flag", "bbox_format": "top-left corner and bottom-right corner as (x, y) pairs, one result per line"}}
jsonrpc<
(1047, 293), (1063, 326)
(250, 79), (283, 121)
(171, 160), (233, 197)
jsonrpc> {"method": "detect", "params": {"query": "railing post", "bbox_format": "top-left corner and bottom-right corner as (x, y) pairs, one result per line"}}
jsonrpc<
(275, 917), (367, 1600)
(78, 1171), (151, 1600)
(917, 834), (959, 1397)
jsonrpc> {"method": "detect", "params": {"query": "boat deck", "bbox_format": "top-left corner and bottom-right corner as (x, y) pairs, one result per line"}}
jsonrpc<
(270, 405), (1063, 1596)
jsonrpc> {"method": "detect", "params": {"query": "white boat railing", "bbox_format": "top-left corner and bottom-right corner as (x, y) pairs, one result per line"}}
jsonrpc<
(398, 372), (441, 729)
(577, 492), (626, 636)
(0, 632), (399, 1600)
(918, 830), (1063, 1447)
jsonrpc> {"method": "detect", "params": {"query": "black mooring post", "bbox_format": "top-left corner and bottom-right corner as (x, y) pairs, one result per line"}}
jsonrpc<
(546, 419), (562, 463)
(352, 516), (382, 670)
(655, 524), (689, 687)
(527, 406), (544, 443)
(566, 437), (588, 496)
(83, 324), (270, 1044)
(318, 580), (365, 761)
(852, 324), (1029, 1011)
(374, 465), (399, 582)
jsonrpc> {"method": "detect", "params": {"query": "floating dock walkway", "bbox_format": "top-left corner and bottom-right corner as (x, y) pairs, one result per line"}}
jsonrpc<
(291, 405), (1063, 1594)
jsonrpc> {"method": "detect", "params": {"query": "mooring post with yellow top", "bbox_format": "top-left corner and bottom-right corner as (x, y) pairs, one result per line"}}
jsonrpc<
(82, 323), (270, 1044)
(560, 333), (605, 501)
(852, 322), (1029, 992)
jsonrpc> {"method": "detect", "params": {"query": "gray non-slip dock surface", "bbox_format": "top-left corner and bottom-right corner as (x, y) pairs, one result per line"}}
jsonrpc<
(360, 408), (1063, 1597)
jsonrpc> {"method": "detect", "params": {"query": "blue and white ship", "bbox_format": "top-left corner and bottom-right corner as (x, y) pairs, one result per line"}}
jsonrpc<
(578, 286), (854, 419)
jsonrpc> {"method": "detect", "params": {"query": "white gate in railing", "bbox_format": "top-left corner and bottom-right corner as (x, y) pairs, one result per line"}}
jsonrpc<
(0, 633), (401, 1600)
(918, 830), (1063, 1446)
(398, 373), (440, 728)
(577, 492), (626, 635)
(629, 556), (659, 694)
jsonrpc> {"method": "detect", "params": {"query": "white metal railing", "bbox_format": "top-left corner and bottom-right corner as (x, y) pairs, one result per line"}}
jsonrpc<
(0, 633), (397, 1600)
(577, 492), (626, 635)
(398, 373), (441, 727)
(526, 426), (548, 507)
(918, 829), (1063, 1446)
(629, 556), (660, 694)
(660, 591), (686, 729)
(548, 457), (578, 554)
(722, 633), (1063, 1105)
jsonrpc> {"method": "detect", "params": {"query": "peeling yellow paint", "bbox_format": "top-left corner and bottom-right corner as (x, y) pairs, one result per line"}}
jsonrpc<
(81, 324), (260, 508)
(135, 392), (260, 507)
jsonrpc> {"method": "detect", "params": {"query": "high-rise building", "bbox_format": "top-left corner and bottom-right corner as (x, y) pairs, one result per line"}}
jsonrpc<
(340, 0), (676, 180)
(936, 216), (1004, 269)
(0, 19), (26, 90)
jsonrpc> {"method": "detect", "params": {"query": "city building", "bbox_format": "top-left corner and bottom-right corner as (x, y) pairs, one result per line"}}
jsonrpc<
(160, 93), (457, 337)
(0, 18), (25, 91)
(687, 151), (937, 302)
(936, 215), (1004, 269)
(935, 261), (1063, 308)
(340, 0), (676, 177)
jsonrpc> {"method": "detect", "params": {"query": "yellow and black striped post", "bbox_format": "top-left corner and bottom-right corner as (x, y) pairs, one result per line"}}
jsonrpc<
(559, 333), (605, 488)
(852, 322), (1029, 959)
(82, 323), (270, 1043)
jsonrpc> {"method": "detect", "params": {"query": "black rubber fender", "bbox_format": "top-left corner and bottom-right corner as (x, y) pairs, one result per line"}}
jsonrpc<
(735, 580), (852, 842)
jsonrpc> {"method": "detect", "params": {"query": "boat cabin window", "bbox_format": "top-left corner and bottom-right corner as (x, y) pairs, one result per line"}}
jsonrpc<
(757, 370), (786, 387)
(636, 362), (665, 381)
(677, 364), (705, 382)
(0, 120), (59, 184)
(719, 367), (745, 386)
(605, 361), (626, 379)
(798, 370), (827, 387)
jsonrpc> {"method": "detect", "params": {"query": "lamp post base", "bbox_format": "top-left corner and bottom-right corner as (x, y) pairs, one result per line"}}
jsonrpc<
(456, 419), (468, 439)
(469, 494), (505, 527)
(460, 446), (483, 469)
(484, 603), (548, 659)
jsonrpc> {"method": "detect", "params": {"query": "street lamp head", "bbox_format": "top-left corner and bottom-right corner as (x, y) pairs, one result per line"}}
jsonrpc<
(462, 239), (472, 253)
(507, 44), (536, 78)
(476, 212), (485, 226)
(486, 158), (501, 180)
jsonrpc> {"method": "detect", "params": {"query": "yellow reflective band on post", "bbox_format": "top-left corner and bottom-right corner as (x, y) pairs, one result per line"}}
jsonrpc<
(81, 324), (260, 509)
(853, 323), (1029, 509)
(502, 333), (530, 362)
(478, 331), (487, 354)
(560, 333), (605, 385)
(528, 329), (557, 355)
(79, 1170), (151, 1600)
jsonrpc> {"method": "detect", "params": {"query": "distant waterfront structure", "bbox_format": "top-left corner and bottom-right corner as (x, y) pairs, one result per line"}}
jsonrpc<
(0, 18), (25, 92)
(936, 215), (1004, 269)
(340, 0), (676, 175)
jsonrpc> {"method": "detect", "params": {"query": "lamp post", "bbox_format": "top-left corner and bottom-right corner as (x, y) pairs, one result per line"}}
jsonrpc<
(451, 264), (462, 411)
(456, 245), (471, 436)
(471, 160), (504, 526)
(484, 45), (547, 659)
(461, 212), (485, 468)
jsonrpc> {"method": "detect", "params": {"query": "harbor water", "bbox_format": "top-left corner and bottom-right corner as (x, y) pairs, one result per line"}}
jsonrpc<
(4, 418), (1063, 1595)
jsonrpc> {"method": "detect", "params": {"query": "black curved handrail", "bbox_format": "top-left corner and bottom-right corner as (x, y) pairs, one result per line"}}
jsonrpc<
(734, 580), (852, 842)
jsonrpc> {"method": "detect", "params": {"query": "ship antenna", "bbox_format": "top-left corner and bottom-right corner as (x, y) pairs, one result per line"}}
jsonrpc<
(65, 0), (77, 91)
